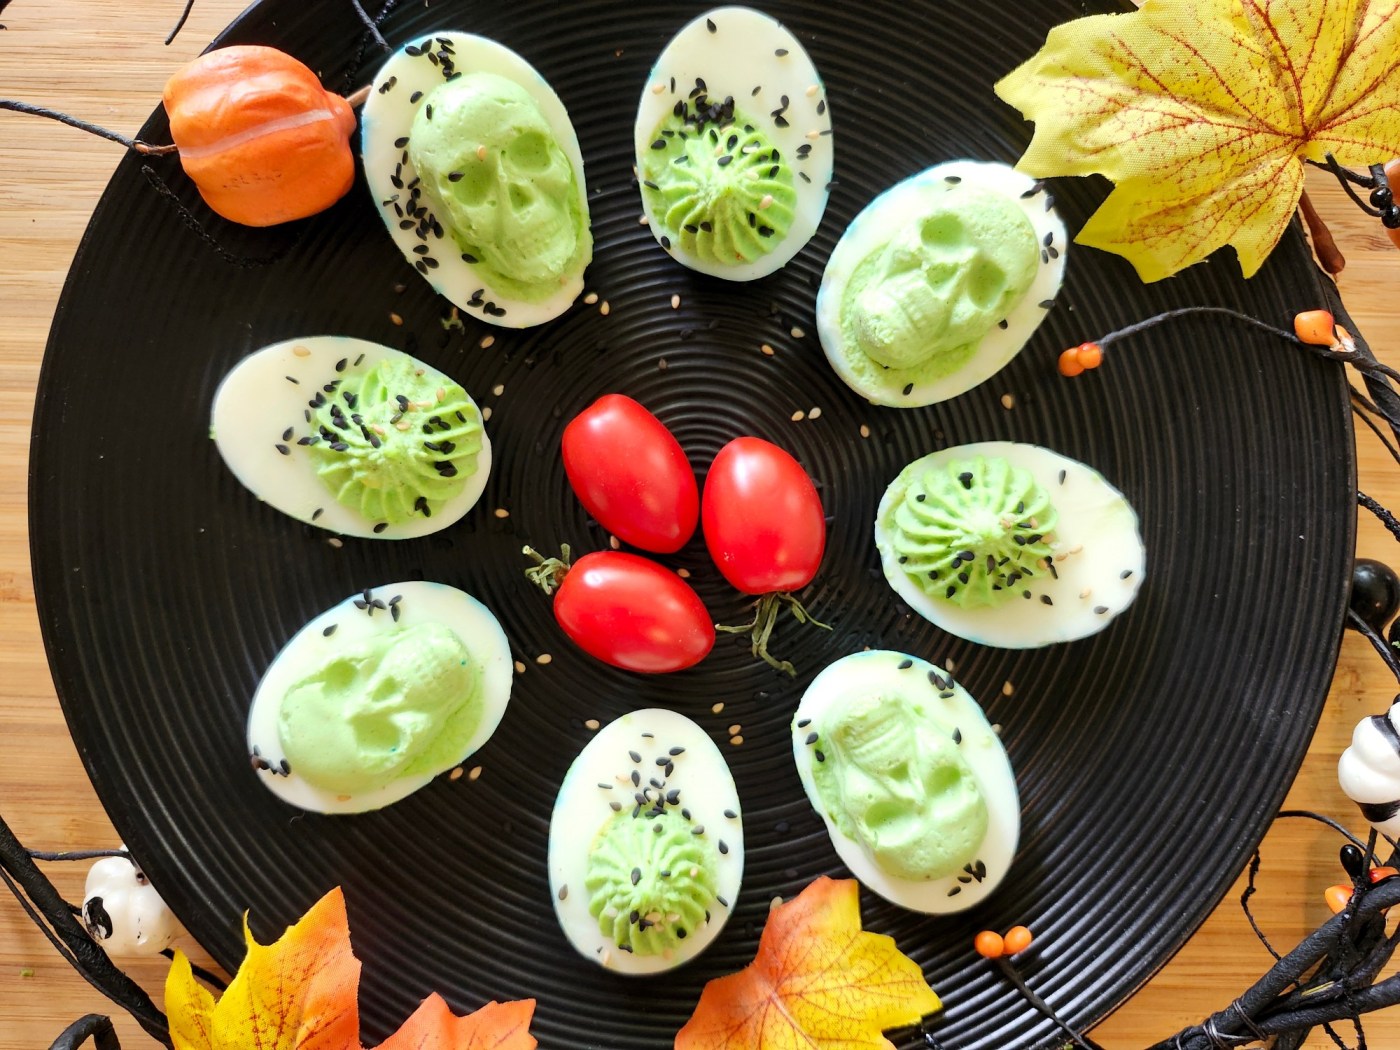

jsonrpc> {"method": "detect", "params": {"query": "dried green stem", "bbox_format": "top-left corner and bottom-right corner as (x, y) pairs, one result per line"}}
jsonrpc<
(716, 591), (830, 676)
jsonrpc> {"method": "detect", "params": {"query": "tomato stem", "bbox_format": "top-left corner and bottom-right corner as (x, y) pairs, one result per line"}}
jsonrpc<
(522, 544), (572, 596)
(716, 591), (830, 676)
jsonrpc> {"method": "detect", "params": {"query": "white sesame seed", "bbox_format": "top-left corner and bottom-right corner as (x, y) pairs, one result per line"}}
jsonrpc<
(468, 765), (483, 781)
(806, 84), (818, 97)
(658, 358), (668, 370)
(859, 424), (871, 438)
(639, 214), (650, 225)
(727, 724), (742, 736)
(677, 568), (691, 578)
(609, 535), (621, 550)
(729, 735), (744, 746)
(760, 343), (775, 356)
(585, 718), (601, 731)
(449, 767), (464, 781)
(946, 658), (957, 673)
(759, 194), (774, 210)
(808, 407), (822, 419)
(806, 129), (821, 140)
(480, 335), (495, 349)
(770, 895), (784, 911)
(476, 144), (487, 161)
(711, 702), (725, 714)
(600, 301), (611, 316)
(436, 387), (446, 402)
(583, 292), (599, 305)
(652, 81), (665, 94)
(790, 410), (805, 422)
(481, 406), (492, 421)
(671, 294), (681, 309)
(492, 383), (505, 396)
(514, 660), (527, 674)
(389, 312), (403, 326)
(1001, 393), (1015, 410)
(292, 344), (311, 357)
(790, 326), (805, 339)
(396, 420), (412, 431)
(536, 653), (553, 665)
(1080, 588), (1093, 599)
(494, 508), (510, 518)
(1002, 681), (1015, 697)
(327, 537), (343, 548)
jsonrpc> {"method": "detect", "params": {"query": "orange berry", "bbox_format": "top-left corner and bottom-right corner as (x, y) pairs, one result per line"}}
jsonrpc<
(1057, 348), (1085, 377)
(1002, 925), (1033, 955)
(1293, 309), (1336, 346)
(1073, 342), (1103, 370)
(1370, 866), (1399, 883)
(1324, 883), (1353, 914)
(974, 930), (1005, 959)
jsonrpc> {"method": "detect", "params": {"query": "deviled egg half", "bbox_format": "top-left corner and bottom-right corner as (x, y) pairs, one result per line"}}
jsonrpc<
(818, 160), (1065, 407)
(247, 581), (513, 814)
(635, 6), (833, 280)
(875, 441), (1145, 648)
(549, 709), (743, 974)
(212, 335), (490, 540)
(792, 651), (1018, 913)
(362, 32), (592, 327)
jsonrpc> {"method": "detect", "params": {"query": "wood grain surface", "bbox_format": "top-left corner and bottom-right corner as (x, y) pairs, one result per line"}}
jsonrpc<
(1, 2), (1398, 1047)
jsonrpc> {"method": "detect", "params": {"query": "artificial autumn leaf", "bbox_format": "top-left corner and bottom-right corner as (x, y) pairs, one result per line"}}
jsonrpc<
(165, 887), (360, 1050)
(675, 876), (940, 1050)
(375, 994), (538, 1050)
(995, 0), (1400, 281)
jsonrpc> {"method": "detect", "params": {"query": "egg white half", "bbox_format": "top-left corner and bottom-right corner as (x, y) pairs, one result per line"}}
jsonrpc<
(792, 650), (1018, 913)
(211, 335), (491, 540)
(362, 32), (591, 328)
(875, 441), (1145, 648)
(635, 6), (832, 280)
(246, 580), (513, 814)
(817, 160), (1065, 407)
(549, 708), (743, 974)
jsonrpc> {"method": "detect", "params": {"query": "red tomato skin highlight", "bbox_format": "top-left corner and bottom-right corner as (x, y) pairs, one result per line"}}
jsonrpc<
(561, 394), (699, 554)
(702, 437), (826, 595)
(553, 551), (714, 673)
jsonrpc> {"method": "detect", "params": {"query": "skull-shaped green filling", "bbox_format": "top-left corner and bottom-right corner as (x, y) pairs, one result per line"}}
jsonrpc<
(408, 72), (591, 302)
(840, 185), (1038, 379)
(810, 691), (987, 881)
(278, 622), (482, 796)
(640, 100), (796, 267)
(585, 810), (718, 956)
(885, 456), (1057, 609)
(307, 355), (483, 524)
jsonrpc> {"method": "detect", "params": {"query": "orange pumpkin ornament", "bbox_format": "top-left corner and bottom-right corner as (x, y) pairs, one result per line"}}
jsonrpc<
(163, 45), (356, 227)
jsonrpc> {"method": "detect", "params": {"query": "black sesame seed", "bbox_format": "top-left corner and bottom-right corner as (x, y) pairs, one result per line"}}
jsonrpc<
(952, 727), (963, 744)
(797, 718), (811, 728)
(814, 749), (825, 763)
(1121, 569), (1134, 579)
(631, 868), (642, 886)
(902, 383), (914, 396)
(394, 136), (409, 148)
(322, 624), (338, 637)
(898, 658), (913, 670)
(706, 16), (716, 31)
(1095, 605), (1109, 615)
(285, 375), (300, 384)
(275, 443), (290, 456)
(718, 840), (729, 855)
(1040, 594), (1053, 605)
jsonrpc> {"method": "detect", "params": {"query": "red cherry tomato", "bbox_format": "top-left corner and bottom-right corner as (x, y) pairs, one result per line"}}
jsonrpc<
(701, 437), (826, 595)
(562, 394), (698, 554)
(553, 551), (714, 673)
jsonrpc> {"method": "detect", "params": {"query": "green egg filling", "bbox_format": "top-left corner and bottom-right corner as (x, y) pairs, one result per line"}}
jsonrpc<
(307, 355), (483, 524)
(886, 456), (1057, 609)
(407, 72), (591, 302)
(278, 622), (483, 796)
(837, 185), (1038, 387)
(585, 810), (718, 956)
(640, 98), (796, 266)
(810, 690), (988, 881)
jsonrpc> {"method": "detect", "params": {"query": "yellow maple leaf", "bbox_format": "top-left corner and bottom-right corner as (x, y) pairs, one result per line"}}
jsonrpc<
(165, 887), (362, 1050)
(995, 0), (1400, 281)
(674, 877), (940, 1050)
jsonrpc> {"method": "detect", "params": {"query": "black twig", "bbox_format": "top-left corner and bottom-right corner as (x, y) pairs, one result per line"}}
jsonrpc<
(49, 1015), (121, 1050)
(139, 165), (301, 267)
(1347, 608), (1400, 682)
(1359, 491), (1400, 546)
(0, 101), (176, 154)
(28, 849), (132, 864)
(163, 0), (196, 45)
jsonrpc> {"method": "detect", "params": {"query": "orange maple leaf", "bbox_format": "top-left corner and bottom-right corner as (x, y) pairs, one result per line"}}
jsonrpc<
(375, 994), (538, 1050)
(675, 877), (941, 1050)
(164, 887), (537, 1050)
(995, 0), (1400, 281)
(166, 887), (360, 1050)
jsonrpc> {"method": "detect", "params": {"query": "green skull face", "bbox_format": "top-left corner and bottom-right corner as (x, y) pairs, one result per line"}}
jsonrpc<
(816, 691), (989, 881)
(847, 188), (1039, 370)
(410, 72), (580, 288)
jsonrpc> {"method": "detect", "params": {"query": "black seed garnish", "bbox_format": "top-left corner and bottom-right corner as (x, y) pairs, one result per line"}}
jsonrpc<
(706, 16), (716, 31)
(952, 727), (963, 744)
(718, 840), (729, 855)
(797, 718), (811, 728)
(651, 138), (667, 150)
(814, 749), (825, 763)
(660, 235), (672, 250)
(275, 443), (290, 456)
(285, 375), (300, 384)
(717, 155), (733, 167)
(958, 471), (974, 490)
(394, 136), (409, 148)
(1040, 594), (1053, 605)
(378, 76), (397, 94)
(1041, 249), (1050, 264)
(1121, 569), (1134, 579)
(929, 671), (947, 689)
(902, 383), (914, 396)
(1095, 605), (1109, 614)
(897, 658), (913, 670)
(1039, 299), (1055, 309)
(322, 624), (338, 637)
(311, 508), (324, 520)
(631, 867), (641, 886)
(425, 104), (433, 121)
(716, 895), (729, 908)
(629, 750), (642, 763)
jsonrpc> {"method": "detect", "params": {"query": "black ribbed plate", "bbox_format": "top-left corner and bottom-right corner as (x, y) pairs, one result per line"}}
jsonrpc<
(31, 2), (1354, 1047)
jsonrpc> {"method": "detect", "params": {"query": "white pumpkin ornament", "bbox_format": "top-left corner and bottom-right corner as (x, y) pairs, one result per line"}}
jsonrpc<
(81, 854), (181, 956)
(1339, 698), (1400, 839)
